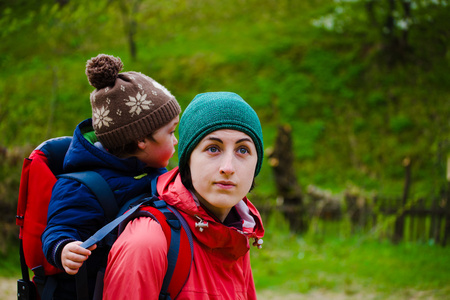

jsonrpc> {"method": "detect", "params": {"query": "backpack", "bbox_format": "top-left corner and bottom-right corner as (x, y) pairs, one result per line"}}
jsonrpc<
(16, 136), (193, 300)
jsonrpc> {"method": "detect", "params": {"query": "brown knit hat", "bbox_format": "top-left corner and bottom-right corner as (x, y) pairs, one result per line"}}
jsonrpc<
(85, 54), (181, 149)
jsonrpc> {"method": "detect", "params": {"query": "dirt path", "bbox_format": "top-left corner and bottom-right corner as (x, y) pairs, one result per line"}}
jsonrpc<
(0, 277), (325, 300)
(0, 277), (380, 300)
(1, 277), (443, 300)
(0, 278), (15, 300)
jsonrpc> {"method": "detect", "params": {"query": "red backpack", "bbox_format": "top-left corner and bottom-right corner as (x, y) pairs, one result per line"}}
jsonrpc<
(16, 137), (193, 300)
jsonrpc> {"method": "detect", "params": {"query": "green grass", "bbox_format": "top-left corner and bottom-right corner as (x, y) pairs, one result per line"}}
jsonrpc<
(0, 240), (21, 278)
(251, 212), (450, 298)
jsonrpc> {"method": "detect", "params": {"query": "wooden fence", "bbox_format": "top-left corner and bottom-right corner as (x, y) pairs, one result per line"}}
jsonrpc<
(258, 192), (450, 246)
(264, 124), (450, 246)
(346, 194), (450, 245)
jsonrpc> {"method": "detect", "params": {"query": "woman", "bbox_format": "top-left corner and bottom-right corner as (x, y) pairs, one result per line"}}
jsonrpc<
(103, 92), (265, 299)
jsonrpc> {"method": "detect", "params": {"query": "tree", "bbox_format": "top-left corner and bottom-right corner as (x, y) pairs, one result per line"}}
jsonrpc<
(268, 125), (307, 232)
(312, 0), (450, 66)
(116, 0), (142, 61)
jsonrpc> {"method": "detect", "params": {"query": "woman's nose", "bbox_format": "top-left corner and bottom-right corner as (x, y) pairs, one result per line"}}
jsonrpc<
(219, 152), (235, 175)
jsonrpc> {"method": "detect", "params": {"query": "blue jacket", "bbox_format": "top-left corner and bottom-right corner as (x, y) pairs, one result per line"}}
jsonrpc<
(41, 119), (166, 298)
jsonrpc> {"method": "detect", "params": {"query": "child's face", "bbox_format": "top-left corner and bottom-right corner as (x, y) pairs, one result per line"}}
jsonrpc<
(188, 129), (258, 222)
(136, 115), (179, 168)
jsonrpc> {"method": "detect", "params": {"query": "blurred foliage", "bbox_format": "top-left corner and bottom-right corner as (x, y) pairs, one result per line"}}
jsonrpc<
(0, 0), (449, 212)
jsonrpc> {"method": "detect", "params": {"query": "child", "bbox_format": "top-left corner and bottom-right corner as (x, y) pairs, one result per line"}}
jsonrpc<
(103, 92), (265, 299)
(41, 54), (181, 299)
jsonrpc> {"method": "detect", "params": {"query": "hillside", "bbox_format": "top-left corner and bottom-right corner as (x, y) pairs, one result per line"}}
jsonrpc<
(1, 0), (449, 208)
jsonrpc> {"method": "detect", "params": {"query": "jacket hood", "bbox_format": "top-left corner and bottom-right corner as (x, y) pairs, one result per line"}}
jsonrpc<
(157, 168), (265, 260)
(63, 119), (147, 173)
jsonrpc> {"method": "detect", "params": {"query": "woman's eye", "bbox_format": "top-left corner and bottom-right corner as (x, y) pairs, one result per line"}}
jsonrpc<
(237, 147), (249, 154)
(207, 146), (220, 153)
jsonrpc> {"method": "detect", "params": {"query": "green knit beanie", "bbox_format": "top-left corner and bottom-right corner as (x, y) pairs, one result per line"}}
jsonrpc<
(178, 92), (264, 176)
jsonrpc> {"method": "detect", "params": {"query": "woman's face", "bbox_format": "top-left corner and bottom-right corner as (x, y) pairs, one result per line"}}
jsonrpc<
(188, 129), (258, 222)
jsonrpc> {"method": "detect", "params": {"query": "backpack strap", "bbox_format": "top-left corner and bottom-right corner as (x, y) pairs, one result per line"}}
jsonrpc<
(75, 195), (193, 299)
(131, 200), (193, 300)
(90, 198), (192, 299)
(79, 197), (152, 249)
(57, 171), (118, 221)
(56, 171), (117, 300)
(18, 240), (39, 300)
(152, 201), (193, 300)
(151, 175), (159, 196)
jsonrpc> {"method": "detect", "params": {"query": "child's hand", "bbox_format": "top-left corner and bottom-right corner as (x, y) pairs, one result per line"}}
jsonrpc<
(61, 241), (97, 275)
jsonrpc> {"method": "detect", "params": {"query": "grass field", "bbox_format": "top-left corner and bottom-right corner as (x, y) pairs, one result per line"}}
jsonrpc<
(250, 213), (450, 299)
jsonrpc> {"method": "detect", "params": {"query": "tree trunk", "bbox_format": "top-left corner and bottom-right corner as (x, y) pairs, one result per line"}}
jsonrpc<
(268, 124), (306, 232)
(128, 19), (137, 60)
(365, 0), (378, 27)
(118, 0), (140, 61)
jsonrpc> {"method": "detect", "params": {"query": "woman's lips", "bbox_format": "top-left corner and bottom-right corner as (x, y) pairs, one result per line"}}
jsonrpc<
(214, 181), (236, 189)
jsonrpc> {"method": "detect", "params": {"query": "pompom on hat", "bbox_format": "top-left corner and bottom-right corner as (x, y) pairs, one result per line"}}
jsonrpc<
(178, 92), (264, 176)
(86, 54), (181, 150)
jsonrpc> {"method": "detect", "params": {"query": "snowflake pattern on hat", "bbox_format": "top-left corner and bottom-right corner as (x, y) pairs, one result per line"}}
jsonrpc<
(93, 106), (113, 128)
(125, 91), (154, 117)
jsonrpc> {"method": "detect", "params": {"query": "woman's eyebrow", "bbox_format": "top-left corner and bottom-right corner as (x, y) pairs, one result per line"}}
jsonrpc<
(206, 137), (223, 143)
(205, 137), (253, 144)
(236, 138), (253, 144)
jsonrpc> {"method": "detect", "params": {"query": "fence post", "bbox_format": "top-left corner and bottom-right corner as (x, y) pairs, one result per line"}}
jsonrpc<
(444, 191), (450, 246)
(393, 157), (411, 244)
(430, 197), (441, 244)
(443, 156), (450, 246)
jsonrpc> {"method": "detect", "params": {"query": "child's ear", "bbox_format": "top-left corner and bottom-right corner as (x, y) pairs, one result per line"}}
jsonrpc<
(137, 139), (147, 150)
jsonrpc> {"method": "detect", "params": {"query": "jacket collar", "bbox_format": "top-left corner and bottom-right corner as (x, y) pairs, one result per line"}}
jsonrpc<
(63, 119), (148, 173)
(157, 167), (265, 259)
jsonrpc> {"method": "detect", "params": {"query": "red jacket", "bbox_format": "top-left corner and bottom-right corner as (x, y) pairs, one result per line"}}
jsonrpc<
(103, 168), (265, 299)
